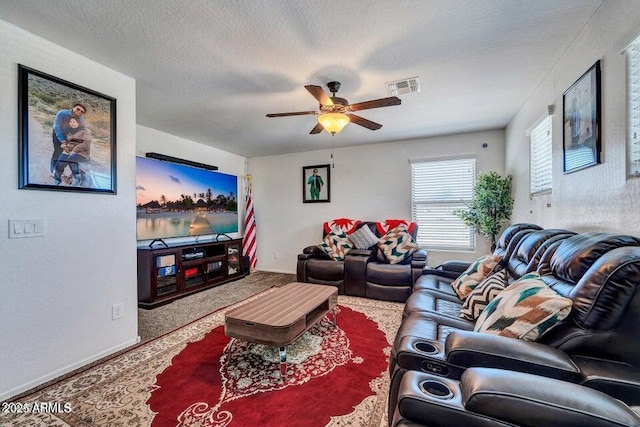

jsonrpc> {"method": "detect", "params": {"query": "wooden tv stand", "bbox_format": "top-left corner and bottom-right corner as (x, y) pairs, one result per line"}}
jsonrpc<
(137, 238), (246, 309)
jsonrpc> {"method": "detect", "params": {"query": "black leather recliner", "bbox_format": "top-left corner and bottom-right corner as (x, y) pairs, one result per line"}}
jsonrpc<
(421, 223), (543, 281)
(388, 233), (640, 426)
(297, 220), (427, 301)
(363, 222), (427, 302)
(392, 367), (640, 426)
(404, 228), (576, 318)
(296, 221), (377, 296)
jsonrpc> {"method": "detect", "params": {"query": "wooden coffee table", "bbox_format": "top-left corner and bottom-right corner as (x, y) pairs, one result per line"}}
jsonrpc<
(224, 282), (338, 379)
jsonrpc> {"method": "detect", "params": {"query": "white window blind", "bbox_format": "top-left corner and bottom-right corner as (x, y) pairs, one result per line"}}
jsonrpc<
(627, 35), (640, 178)
(411, 157), (475, 251)
(529, 115), (552, 194)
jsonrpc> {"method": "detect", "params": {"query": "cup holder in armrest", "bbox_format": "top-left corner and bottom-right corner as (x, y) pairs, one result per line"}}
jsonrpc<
(413, 341), (438, 355)
(419, 379), (454, 400)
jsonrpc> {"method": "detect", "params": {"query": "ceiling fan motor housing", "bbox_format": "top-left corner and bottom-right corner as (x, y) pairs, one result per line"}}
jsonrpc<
(327, 81), (341, 94)
(322, 97), (349, 112)
(322, 82), (348, 111)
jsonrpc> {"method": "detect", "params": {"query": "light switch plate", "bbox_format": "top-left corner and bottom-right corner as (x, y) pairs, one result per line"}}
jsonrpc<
(9, 219), (45, 238)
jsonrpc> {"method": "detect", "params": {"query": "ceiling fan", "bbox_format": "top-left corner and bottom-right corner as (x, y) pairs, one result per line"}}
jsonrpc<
(266, 81), (401, 135)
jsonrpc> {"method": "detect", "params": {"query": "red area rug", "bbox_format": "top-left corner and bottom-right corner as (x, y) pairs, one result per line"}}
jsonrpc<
(149, 305), (389, 426)
(0, 292), (403, 426)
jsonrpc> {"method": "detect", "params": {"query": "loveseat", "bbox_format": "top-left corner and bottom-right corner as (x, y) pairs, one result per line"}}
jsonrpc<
(388, 226), (640, 426)
(296, 218), (427, 302)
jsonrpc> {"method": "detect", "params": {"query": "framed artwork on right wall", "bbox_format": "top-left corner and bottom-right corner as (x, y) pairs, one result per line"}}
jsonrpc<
(562, 60), (601, 173)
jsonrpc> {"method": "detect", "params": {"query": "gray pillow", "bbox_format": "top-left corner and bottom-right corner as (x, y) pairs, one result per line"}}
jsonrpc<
(348, 225), (379, 249)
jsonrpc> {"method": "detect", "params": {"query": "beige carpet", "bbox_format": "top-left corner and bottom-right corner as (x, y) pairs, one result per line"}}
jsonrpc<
(2, 272), (403, 426)
(138, 271), (296, 342)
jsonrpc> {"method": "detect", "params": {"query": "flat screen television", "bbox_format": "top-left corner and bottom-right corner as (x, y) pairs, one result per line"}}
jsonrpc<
(136, 156), (238, 241)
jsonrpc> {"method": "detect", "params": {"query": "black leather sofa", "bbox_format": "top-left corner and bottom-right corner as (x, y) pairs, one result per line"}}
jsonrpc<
(403, 228), (576, 318)
(393, 367), (640, 426)
(388, 228), (640, 426)
(421, 223), (543, 281)
(296, 220), (427, 302)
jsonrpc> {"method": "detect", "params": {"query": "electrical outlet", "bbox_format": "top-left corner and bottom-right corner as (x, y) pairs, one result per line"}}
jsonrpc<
(112, 303), (123, 320)
(274, 251), (279, 259)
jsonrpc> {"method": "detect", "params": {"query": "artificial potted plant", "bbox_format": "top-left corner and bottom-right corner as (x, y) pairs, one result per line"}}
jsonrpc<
(454, 171), (514, 251)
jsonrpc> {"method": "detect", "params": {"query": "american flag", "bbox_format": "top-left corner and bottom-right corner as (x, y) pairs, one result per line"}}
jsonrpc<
(243, 178), (257, 270)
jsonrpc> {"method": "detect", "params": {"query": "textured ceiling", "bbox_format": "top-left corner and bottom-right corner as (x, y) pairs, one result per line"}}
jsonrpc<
(0, 0), (604, 157)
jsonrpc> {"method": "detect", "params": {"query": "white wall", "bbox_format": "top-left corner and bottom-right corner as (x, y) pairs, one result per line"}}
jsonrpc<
(0, 20), (138, 400)
(507, 0), (640, 234)
(249, 130), (505, 273)
(135, 125), (247, 245)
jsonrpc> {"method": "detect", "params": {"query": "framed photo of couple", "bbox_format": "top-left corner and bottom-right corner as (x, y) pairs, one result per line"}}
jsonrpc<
(562, 60), (601, 174)
(18, 64), (117, 194)
(302, 164), (330, 203)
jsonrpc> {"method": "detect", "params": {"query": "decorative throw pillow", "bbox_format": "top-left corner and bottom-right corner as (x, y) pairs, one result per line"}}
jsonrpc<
(377, 225), (419, 264)
(317, 229), (354, 261)
(323, 218), (361, 235)
(451, 255), (503, 301)
(460, 270), (508, 321)
(348, 225), (379, 249)
(474, 273), (573, 341)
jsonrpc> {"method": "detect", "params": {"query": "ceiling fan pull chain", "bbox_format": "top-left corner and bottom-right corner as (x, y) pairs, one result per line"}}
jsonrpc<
(331, 135), (335, 168)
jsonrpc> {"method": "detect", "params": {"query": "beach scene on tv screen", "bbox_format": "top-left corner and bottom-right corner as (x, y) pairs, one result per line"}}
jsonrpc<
(135, 156), (238, 240)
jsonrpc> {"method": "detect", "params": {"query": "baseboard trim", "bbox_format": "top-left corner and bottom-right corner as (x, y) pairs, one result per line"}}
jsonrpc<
(1, 337), (139, 402)
(255, 267), (295, 275)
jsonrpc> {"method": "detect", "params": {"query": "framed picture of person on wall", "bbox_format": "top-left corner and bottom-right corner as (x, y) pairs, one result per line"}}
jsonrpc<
(302, 164), (330, 203)
(18, 64), (117, 194)
(562, 60), (601, 174)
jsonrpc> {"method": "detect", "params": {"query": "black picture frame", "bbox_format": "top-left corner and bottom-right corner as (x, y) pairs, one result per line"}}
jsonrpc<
(562, 61), (601, 174)
(302, 164), (330, 203)
(18, 65), (117, 193)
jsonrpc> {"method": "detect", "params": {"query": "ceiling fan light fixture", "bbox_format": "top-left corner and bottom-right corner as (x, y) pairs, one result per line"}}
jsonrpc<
(318, 112), (350, 135)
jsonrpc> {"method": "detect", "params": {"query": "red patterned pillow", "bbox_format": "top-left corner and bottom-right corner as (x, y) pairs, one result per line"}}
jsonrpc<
(323, 218), (361, 235)
(376, 219), (417, 235)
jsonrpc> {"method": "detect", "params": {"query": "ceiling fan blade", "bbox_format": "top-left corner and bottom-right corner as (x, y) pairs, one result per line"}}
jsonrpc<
(310, 123), (324, 134)
(347, 96), (401, 112)
(347, 114), (382, 130)
(266, 111), (318, 117)
(305, 85), (334, 107)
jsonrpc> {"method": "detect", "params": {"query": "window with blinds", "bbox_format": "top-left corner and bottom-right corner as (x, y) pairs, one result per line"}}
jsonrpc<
(529, 115), (552, 195)
(411, 157), (476, 251)
(627, 34), (640, 178)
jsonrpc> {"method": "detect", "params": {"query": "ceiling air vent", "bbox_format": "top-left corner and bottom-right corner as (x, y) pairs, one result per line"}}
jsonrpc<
(386, 77), (421, 96)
